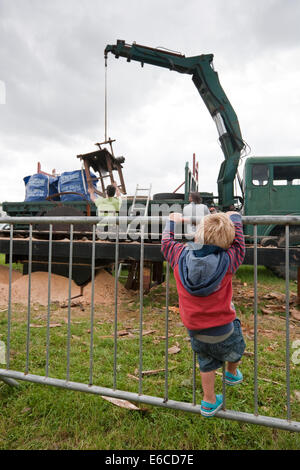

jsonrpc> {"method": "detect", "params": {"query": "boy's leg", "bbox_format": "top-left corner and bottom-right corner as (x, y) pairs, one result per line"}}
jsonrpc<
(227, 361), (240, 375)
(223, 319), (246, 384)
(189, 337), (223, 416)
(200, 370), (216, 403)
(200, 369), (223, 417)
(189, 336), (221, 403)
(225, 360), (243, 385)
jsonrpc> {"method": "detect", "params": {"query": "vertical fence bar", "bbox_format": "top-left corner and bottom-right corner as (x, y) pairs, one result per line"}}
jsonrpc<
(89, 224), (96, 387)
(139, 224), (145, 395)
(222, 363), (226, 410)
(66, 224), (73, 382)
(45, 224), (53, 377)
(192, 352), (197, 406)
(164, 262), (170, 402)
(285, 224), (291, 420)
(113, 225), (120, 390)
(253, 224), (258, 415)
(6, 224), (13, 370)
(25, 224), (33, 374)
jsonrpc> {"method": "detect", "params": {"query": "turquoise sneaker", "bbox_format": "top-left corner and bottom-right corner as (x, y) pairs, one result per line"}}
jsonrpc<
(200, 394), (223, 418)
(225, 369), (243, 386)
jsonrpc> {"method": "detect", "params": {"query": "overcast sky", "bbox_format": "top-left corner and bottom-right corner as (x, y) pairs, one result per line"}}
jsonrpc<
(1, 0), (300, 205)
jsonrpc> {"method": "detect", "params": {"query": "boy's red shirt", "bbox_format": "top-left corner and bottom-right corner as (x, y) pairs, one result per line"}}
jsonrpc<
(161, 214), (245, 331)
(174, 268), (236, 330)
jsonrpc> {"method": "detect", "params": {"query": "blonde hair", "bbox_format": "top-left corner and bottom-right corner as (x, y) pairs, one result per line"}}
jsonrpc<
(194, 212), (235, 250)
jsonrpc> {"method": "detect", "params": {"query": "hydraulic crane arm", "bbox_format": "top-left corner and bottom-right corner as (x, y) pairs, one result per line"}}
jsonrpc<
(105, 40), (246, 209)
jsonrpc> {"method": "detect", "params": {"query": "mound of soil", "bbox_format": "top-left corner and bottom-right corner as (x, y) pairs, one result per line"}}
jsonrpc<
(8, 272), (81, 306)
(82, 270), (131, 305)
(0, 269), (131, 307)
(0, 266), (23, 306)
(0, 282), (9, 305)
(0, 265), (22, 284)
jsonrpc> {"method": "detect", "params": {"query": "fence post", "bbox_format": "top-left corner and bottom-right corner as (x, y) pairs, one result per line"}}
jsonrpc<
(66, 224), (74, 382)
(164, 262), (170, 403)
(113, 225), (120, 390)
(138, 224), (145, 395)
(253, 224), (259, 416)
(25, 224), (33, 375)
(285, 225), (291, 420)
(89, 224), (96, 387)
(6, 224), (13, 370)
(45, 224), (53, 378)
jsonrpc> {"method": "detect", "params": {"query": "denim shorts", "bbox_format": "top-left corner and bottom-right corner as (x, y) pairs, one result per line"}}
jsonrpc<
(189, 318), (246, 373)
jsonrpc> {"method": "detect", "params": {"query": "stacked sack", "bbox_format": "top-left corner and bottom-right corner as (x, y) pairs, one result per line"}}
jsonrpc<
(23, 174), (59, 201)
(24, 169), (97, 202)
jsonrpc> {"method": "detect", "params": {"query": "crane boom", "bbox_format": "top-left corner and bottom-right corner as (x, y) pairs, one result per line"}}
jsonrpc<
(105, 40), (245, 208)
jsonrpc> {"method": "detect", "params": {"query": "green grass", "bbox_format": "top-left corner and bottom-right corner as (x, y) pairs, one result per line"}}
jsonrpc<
(0, 253), (23, 272)
(0, 266), (300, 450)
(236, 264), (296, 287)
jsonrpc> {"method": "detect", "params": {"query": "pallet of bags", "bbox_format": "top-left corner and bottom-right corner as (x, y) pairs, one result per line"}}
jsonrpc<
(58, 169), (97, 201)
(23, 174), (59, 201)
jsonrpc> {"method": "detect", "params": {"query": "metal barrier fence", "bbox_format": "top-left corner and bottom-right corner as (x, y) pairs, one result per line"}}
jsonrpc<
(0, 215), (300, 433)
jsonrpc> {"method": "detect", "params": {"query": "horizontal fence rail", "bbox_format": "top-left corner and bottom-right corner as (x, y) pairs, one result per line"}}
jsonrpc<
(1, 215), (300, 225)
(0, 215), (300, 432)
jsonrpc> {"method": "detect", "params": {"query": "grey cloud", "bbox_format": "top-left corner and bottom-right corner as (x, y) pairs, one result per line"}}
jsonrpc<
(1, 0), (300, 203)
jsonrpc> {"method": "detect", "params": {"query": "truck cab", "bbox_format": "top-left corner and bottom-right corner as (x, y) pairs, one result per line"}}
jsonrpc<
(243, 156), (300, 240)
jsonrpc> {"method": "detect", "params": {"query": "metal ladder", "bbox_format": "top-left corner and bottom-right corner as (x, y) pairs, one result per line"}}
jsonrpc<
(126, 183), (152, 237)
(118, 184), (152, 279)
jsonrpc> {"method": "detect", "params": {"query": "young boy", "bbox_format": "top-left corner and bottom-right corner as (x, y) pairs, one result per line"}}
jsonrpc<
(161, 211), (246, 417)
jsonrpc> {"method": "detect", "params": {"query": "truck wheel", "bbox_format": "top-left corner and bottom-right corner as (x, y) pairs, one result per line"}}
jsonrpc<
(267, 229), (300, 280)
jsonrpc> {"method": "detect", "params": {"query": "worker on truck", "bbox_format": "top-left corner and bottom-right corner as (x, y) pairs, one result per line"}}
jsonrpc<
(88, 182), (122, 239)
(183, 192), (210, 237)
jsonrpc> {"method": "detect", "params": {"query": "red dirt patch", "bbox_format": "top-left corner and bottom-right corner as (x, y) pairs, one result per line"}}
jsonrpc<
(0, 265), (22, 284)
(0, 269), (132, 307)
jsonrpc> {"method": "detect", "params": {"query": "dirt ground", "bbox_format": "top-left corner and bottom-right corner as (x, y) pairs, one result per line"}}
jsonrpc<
(0, 266), (133, 308)
(0, 266), (300, 341)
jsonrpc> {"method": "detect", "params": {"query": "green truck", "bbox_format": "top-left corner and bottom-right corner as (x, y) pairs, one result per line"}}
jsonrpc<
(1, 41), (299, 285)
(104, 41), (300, 255)
(242, 155), (300, 278)
(243, 156), (300, 232)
